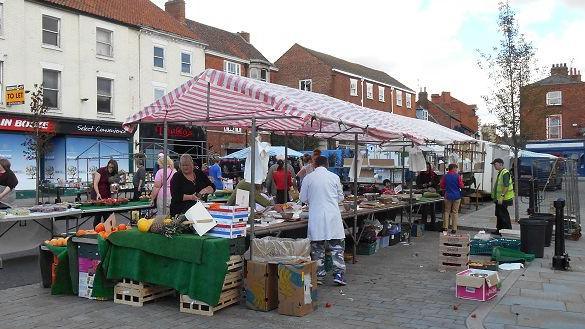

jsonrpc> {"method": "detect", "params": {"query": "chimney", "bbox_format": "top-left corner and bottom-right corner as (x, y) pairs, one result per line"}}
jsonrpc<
(551, 63), (569, 76)
(569, 67), (582, 82)
(418, 87), (429, 108)
(237, 31), (250, 43)
(165, 0), (185, 24)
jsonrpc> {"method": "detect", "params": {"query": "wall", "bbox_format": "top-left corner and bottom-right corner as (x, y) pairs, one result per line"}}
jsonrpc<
(521, 83), (585, 140)
(426, 103), (460, 130)
(274, 45), (332, 95)
(392, 90), (416, 118)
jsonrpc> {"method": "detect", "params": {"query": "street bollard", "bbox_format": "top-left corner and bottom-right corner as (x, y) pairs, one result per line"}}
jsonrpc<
(552, 199), (570, 270)
(528, 178), (536, 215)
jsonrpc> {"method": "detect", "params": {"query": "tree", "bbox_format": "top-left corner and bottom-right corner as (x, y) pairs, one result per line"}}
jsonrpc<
(477, 1), (537, 221)
(22, 84), (54, 204)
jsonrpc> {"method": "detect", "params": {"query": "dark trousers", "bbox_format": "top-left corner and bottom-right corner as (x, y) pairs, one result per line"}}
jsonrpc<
(276, 190), (287, 204)
(495, 201), (513, 231)
(132, 187), (143, 201)
(420, 204), (436, 225)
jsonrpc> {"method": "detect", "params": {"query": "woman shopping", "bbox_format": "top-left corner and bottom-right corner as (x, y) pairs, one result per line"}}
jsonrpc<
(272, 159), (294, 204)
(150, 156), (176, 215)
(169, 154), (215, 217)
(91, 159), (119, 226)
(0, 158), (18, 206)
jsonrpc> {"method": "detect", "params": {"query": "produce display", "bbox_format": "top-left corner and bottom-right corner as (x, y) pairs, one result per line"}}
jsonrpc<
(6, 208), (31, 216)
(44, 236), (69, 247)
(29, 204), (69, 213)
(80, 198), (130, 207)
(137, 216), (187, 238)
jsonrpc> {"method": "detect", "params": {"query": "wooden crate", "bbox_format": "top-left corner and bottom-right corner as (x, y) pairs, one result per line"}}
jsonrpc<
(439, 233), (470, 247)
(179, 255), (244, 316)
(114, 282), (174, 307)
(439, 233), (470, 272)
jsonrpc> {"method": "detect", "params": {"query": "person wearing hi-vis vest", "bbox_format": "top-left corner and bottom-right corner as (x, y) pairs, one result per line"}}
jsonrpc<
(491, 158), (514, 235)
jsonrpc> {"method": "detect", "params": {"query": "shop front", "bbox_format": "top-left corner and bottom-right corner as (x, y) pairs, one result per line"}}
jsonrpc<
(0, 113), (132, 198)
(139, 123), (206, 169)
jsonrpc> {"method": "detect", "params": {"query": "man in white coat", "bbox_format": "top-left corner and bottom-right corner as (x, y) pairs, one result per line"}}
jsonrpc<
(300, 156), (347, 286)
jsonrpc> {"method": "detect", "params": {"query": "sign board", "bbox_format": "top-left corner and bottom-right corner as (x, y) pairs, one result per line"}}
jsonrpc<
(0, 115), (55, 133)
(5, 85), (25, 106)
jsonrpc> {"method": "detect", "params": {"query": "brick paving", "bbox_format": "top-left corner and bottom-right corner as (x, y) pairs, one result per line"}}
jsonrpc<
(0, 231), (478, 329)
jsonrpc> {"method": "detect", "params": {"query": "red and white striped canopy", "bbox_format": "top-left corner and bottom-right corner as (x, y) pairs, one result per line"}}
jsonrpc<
(123, 69), (475, 144)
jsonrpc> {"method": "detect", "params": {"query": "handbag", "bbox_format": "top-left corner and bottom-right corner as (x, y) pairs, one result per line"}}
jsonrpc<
(288, 187), (300, 201)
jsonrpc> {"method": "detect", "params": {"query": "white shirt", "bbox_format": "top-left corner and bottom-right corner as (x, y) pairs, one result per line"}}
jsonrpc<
(300, 167), (345, 241)
(244, 138), (270, 184)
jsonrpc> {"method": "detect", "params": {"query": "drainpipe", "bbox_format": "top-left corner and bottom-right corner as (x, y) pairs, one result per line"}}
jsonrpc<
(390, 87), (394, 113)
(360, 78), (364, 107)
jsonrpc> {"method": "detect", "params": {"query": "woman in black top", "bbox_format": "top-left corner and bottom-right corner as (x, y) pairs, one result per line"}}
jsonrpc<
(170, 154), (215, 216)
(0, 158), (18, 205)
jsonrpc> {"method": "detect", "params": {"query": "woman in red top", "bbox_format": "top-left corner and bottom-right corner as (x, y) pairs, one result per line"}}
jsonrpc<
(91, 159), (119, 226)
(272, 160), (294, 204)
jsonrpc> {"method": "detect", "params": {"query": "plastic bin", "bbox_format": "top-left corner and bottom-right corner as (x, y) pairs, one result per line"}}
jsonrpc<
(519, 218), (547, 258)
(529, 213), (554, 247)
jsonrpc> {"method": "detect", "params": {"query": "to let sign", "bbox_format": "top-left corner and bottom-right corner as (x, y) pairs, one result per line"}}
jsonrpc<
(6, 85), (25, 106)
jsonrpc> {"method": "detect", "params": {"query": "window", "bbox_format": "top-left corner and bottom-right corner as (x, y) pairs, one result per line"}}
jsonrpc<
(154, 87), (165, 101)
(299, 79), (312, 92)
(224, 61), (241, 75)
(181, 52), (191, 74)
(42, 15), (60, 47)
(250, 68), (259, 80)
(97, 77), (113, 114)
(417, 109), (429, 121)
(546, 115), (562, 139)
(396, 90), (403, 106)
(378, 86), (385, 102)
(0, 3), (4, 36)
(546, 91), (562, 106)
(42, 69), (60, 109)
(260, 69), (267, 82)
(350, 79), (358, 96)
(96, 28), (113, 57)
(366, 83), (373, 99)
(153, 46), (165, 68)
(406, 93), (412, 109)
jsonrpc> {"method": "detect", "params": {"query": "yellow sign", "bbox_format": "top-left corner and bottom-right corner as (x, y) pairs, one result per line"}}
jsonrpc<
(6, 85), (25, 106)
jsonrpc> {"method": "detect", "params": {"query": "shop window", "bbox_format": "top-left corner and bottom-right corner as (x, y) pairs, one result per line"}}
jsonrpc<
(546, 91), (562, 106)
(153, 46), (165, 69)
(366, 83), (373, 99)
(546, 115), (562, 139)
(181, 52), (191, 74)
(299, 79), (312, 92)
(406, 93), (412, 109)
(96, 28), (113, 58)
(396, 90), (403, 106)
(379, 86), (385, 102)
(42, 15), (60, 47)
(42, 69), (60, 109)
(224, 61), (241, 75)
(97, 77), (113, 114)
(350, 79), (358, 96)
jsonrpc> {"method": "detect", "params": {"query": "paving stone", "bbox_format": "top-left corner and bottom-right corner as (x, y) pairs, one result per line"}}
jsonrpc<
(512, 305), (585, 329)
(500, 296), (566, 311)
(565, 302), (585, 313)
(520, 288), (585, 302)
(484, 304), (517, 325)
(484, 324), (505, 329)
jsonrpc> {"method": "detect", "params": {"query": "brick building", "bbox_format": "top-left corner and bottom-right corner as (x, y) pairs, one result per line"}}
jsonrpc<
(520, 63), (585, 140)
(416, 89), (479, 137)
(164, 0), (276, 155)
(274, 44), (416, 117)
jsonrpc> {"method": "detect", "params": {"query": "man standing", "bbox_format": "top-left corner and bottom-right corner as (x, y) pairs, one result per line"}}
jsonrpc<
(208, 157), (224, 190)
(300, 156), (346, 286)
(440, 164), (464, 234)
(416, 162), (438, 229)
(491, 158), (514, 235)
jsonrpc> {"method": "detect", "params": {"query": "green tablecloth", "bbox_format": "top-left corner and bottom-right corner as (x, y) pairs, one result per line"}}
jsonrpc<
(99, 229), (231, 305)
(45, 244), (74, 295)
(77, 200), (151, 211)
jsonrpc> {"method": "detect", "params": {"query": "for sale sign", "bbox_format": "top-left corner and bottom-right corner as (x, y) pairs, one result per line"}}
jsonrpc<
(5, 85), (25, 105)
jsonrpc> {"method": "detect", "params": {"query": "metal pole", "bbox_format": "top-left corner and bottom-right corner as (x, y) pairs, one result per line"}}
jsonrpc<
(284, 133), (289, 202)
(552, 199), (570, 270)
(162, 119), (168, 216)
(249, 118), (257, 245)
(353, 133), (358, 264)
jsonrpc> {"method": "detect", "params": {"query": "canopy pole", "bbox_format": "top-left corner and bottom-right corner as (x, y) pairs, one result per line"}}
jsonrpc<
(284, 133), (289, 203)
(353, 133), (358, 264)
(205, 81), (211, 122)
(408, 141), (414, 245)
(249, 118), (257, 251)
(162, 118), (168, 216)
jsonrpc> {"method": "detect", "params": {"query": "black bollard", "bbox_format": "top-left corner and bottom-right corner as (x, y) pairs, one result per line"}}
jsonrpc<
(528, 178), (536, 215)
(552, 199), (570, 270)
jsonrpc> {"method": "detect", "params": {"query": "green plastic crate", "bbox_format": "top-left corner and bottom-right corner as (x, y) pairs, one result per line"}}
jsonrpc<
(357, 242), (377, 255)
(492, 246), (535, 263)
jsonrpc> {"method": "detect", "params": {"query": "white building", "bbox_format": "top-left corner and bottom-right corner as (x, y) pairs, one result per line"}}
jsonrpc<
(0, 0), (206, 195)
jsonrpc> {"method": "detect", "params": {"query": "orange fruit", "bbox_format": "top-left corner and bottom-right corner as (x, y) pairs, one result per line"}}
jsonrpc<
(111, 227), (118, 233)
(118, 224), (127, 231)
(49, 238), (58, 246)
(95, 223), (105, 233)
(56, 238), (66, 246)
(76, 229), (86, 236)
(44, 240), (50, 245)
(98, 231), (107, 239)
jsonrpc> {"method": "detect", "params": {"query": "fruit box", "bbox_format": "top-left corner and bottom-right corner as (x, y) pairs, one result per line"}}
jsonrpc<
(456, 269), (500, 302)
(277, 261), (318, 317)
(245, 261), (279, 312)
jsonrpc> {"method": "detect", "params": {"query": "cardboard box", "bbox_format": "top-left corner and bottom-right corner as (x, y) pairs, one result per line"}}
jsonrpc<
(456, 269), (500, 301)
(245, 261), (279, 311)
(206, 205), (249, 223)
(278, 262), (318, 317)
(207, 222), (247, 239)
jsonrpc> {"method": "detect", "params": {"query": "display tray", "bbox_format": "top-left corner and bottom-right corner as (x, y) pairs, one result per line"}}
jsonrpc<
(77, 200), (151, 210)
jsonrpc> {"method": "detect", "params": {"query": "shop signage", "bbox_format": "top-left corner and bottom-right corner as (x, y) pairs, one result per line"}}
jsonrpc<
(5, 85), (25, 106)
(155, 124), (194, 138)
(0, 115), (55, 132)
(59, 122), (129, 137)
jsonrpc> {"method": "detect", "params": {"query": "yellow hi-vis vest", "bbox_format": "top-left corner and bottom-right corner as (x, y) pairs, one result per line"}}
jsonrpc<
(492, 168), (515, 201)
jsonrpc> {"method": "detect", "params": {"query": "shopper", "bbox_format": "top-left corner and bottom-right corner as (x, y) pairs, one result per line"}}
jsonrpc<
(208, 156), (224, 190)
(440, 163), (464, 234)
(300, 155), (346, 286)
(91, 159), (119, 226)
(170, 154), (215, 216)
(150, 156), (176, 215)
(272, 159), (294, 204)
(416, 162), (438, 229)
(296, 149), (321, 182)
(266, 155), (295, 197)
(0, 158), (18, 205)
(491, 158), (514, 235)
(132, 158), (146, 201)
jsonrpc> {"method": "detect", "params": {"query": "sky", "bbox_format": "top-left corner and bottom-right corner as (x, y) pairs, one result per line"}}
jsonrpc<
(153, 0), (585, 125)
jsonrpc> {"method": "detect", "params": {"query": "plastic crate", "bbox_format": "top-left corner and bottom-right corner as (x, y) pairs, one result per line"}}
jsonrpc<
(470, 240), (493, 255)
(357, 242), (377, 255)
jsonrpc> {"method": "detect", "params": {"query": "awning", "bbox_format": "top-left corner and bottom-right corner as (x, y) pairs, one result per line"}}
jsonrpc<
(123, 69), (476, 144)
(222, 146), (304, 159)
